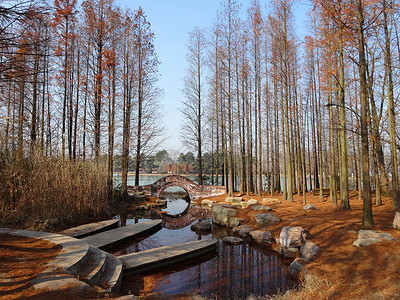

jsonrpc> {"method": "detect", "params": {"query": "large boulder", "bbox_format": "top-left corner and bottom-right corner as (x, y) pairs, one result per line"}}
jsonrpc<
(191, 219), (212, 232)
(212, 205), (237, 226)
(254, 213), (280, 226)
(249, 230), (273, 244)
(279, 226), (309, 248)
(393, 212), (400, 230)
(223, 236), (243, 245)
(300, 241), (320, 261)
(225, 197), (243, 204)
(353, 230), (394, 247)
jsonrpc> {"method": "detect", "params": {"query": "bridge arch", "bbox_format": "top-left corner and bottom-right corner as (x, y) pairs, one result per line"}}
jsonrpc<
(128, 175), (225, 200)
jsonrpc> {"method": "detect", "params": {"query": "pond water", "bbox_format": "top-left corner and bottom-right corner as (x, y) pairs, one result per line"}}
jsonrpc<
(110, 194), (296, 299)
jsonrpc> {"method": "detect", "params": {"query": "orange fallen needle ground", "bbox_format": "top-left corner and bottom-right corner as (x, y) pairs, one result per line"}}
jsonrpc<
(2, 191), (400, 299)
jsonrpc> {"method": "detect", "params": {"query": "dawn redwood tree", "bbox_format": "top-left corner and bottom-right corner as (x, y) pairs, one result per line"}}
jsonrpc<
(219, 0), (240, 196)
(181, 27), (207, 185)
(52, 0), (77, 159)
(82, 0), (115, 161)
(120, 11), (135, 193)
(132, 7), (162, 186)
(248, 0), (263, 196)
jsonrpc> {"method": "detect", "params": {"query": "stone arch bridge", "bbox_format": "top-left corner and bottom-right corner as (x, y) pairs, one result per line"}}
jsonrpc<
(127, 175), (225, 200)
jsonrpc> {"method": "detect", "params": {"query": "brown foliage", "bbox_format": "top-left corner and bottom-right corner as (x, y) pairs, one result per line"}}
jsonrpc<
(0, 153), (110, 230)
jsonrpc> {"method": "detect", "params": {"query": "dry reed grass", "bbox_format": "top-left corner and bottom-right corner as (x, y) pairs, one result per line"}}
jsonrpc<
(0, 152), (110, 230)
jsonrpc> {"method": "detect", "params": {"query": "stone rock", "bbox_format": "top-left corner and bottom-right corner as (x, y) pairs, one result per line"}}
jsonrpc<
(252, 205), (272, 211)
(353, 230), (394, 247)
(263, 198), (282, 204)
(249, 230), (273, 244)
(201, 199), (216, 207)
(225, 197), (243, 204)
(239, 225), (253, 237)
(274, 246), (298, 258)
(300, 241), (320, 261)
(228, 217), (243, 227)
(303, 204), (318, 211)
(393, 212), (400, 230)
(279, 226), (309, 248)
(233, 225), (253, 237)
(254, 213), (280, 226)
(211, 205), (237, 226)
(290, 258), (305, 276)
(191, 219), (212, 232)
(241, 202), (249, 209)
(223, 236), (243, 245)
(248, 199), (259, 205)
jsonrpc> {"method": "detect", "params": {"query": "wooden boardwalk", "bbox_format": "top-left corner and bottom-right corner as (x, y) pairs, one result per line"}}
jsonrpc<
(119, 238), (218, 274)
(81, 220), (162, 250)
(59, 219), (119, 239)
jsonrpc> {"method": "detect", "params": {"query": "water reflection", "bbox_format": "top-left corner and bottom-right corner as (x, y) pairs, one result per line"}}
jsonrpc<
(121, 239), (295, 299)
(161, 198), (190, 216)
(112, 195), (296, 298)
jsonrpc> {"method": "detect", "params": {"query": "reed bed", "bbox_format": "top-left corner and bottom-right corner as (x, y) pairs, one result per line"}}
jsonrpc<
(0, 153), (110, 230)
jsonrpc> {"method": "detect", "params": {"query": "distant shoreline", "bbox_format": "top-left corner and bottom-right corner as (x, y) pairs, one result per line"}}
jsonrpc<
(113, 173), (216, 176)
(114, 173), (197, 176)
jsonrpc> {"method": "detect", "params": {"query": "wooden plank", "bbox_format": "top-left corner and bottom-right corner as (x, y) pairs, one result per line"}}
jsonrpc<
(59, 219), (119, 239)
(81, 220), (162, 250)
(119, 238), (218, 275)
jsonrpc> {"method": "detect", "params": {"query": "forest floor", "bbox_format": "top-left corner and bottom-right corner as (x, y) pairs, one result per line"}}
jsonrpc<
(1, 190), (400, 299)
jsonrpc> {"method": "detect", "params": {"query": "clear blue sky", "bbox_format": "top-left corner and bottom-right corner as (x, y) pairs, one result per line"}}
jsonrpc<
(118, 0), (310, 155)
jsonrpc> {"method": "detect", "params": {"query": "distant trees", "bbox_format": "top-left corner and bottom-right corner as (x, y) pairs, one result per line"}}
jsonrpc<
(181, 27), (207, 185)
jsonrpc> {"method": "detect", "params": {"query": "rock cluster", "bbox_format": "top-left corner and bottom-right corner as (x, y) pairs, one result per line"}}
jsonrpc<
(273, 226), (320, 276)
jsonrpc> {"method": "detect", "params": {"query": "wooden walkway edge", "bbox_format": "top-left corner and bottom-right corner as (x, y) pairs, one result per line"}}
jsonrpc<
(119, 238), (218, 275)
(81, 220), (162, 250)
(59, 219), (119, 239)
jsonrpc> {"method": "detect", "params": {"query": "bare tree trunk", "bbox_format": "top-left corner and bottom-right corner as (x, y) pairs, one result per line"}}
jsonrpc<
(356, 0), (373, 227)
(339, 25), (350, 209)
(383, 0), (399, 209)
(328, 76), (338, 206)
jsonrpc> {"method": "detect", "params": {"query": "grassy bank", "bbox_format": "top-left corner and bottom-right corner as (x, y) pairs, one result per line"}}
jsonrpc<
(0, 153), (111, 231)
